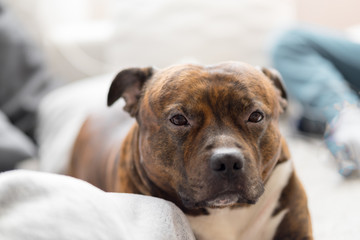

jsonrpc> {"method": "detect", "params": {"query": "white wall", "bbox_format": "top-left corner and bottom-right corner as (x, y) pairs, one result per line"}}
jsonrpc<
(296, 0), (360, 30)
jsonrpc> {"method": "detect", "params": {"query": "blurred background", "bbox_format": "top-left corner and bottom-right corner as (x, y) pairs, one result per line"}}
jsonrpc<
(2, 0), (360, 239)
(5, 0), (360, 82)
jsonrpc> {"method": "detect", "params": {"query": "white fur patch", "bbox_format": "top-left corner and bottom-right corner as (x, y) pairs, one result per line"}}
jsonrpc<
(187, 159), (293, 240)
(213, 148), (242, 155)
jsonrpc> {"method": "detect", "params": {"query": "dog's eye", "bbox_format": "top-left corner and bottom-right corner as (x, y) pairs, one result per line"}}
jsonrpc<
(248, 111), (264, 123)
(170, 114), (189, 126)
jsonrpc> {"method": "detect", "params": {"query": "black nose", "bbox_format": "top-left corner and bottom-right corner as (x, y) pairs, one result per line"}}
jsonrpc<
(210, 151), (244, 178)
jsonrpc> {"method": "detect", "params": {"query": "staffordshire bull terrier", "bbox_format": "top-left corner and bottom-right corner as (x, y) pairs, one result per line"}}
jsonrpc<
(69, 62), (312, 240)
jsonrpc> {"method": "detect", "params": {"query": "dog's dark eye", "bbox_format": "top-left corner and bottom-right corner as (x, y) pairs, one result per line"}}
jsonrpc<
(248, 111), (264, 123)
(170, 114), (189, 126)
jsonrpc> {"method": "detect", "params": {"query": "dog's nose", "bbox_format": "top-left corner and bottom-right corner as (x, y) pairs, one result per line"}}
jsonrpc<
(210, 149), (244, 178)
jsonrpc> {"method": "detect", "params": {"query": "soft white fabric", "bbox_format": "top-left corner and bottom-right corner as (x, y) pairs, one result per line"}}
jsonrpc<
(36, 74), (111, 173)
(0, 170), (195, 240)
(37, 73), (134, 173)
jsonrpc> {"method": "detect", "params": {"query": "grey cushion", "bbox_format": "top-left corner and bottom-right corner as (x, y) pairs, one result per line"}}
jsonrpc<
(0, 111), (35, 171)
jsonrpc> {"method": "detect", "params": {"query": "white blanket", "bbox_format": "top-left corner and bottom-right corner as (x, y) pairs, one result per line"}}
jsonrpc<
(0, 170), (195, 240)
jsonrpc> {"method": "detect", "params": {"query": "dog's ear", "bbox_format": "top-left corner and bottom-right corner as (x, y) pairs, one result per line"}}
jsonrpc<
(260, 67), (287, 112)
(108, 67), (154, 116)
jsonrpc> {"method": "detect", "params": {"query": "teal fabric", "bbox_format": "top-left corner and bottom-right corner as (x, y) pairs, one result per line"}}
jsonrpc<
(271, 26), (360, 122)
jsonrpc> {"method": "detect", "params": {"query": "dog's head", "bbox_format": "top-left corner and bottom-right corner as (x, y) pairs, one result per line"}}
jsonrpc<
(108, 62), (288, 211)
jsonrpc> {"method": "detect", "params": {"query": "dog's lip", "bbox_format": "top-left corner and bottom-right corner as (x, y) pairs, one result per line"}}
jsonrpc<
(179, 187), (263, 209)
(197, 191), (258, 208)
(180, 191), (239, 209)
(205, 193), (240, 208)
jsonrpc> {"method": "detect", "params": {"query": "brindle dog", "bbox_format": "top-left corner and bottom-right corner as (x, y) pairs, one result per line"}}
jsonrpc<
(70, 62), (312, 240)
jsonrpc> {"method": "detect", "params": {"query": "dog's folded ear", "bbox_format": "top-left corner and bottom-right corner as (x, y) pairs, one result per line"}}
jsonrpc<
(260, 67), (288, 112)
(108, 67), (154, 116)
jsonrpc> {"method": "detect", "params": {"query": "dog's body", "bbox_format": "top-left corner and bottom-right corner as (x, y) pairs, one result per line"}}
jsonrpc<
(70, 62), (312, 239)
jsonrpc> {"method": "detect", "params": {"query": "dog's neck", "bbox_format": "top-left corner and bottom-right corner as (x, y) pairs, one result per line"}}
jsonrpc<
(114, 123), (152, 195)
(115, 123), (208, 215)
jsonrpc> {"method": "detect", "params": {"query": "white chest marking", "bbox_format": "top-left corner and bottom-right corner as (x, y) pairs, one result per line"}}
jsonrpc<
(186, 160), (293, 240)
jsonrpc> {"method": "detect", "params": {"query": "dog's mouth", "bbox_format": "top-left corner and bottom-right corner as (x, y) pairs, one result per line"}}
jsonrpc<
(193, 192), (259, 209)
(205, 193), (240, 208)
(179, 181), (264, 210)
